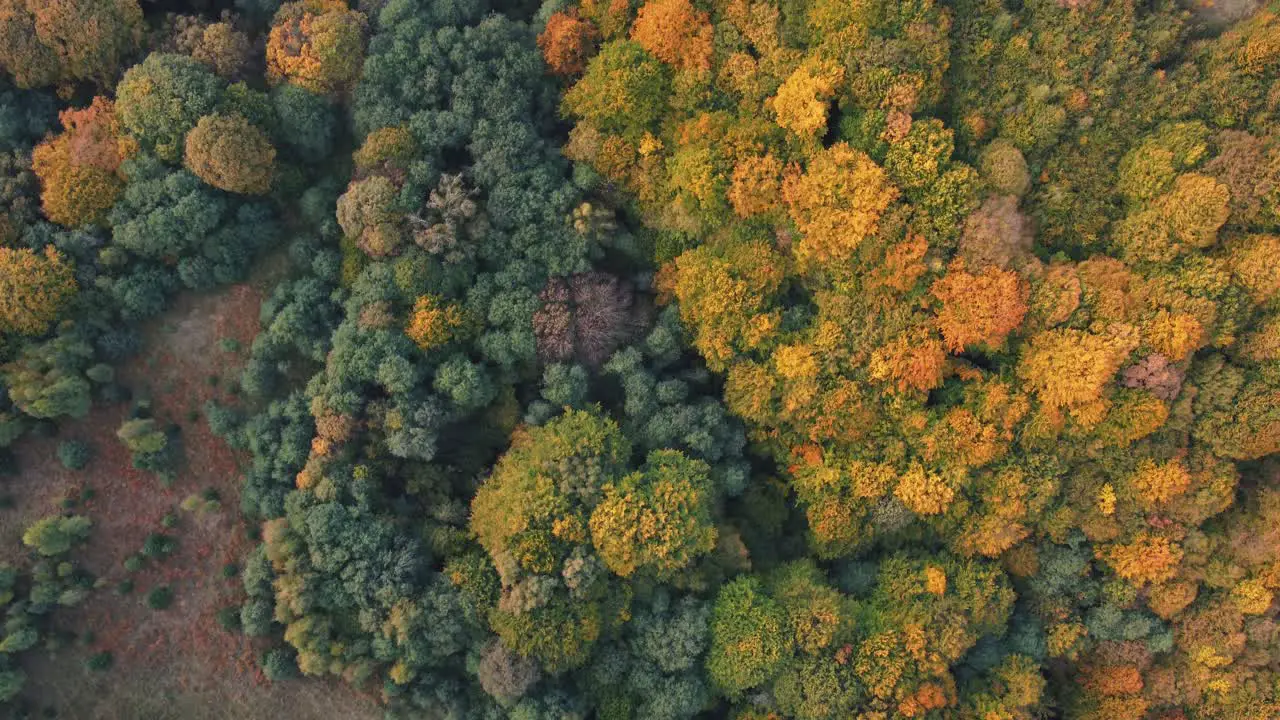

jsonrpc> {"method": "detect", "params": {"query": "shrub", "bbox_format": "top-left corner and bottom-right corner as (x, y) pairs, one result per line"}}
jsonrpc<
(85, 652), (113, 672)
(216, 606), (242, 633)
(259, 647), (297, 681)
(56, 440), (90, 471)
(146, 585), (173, 610)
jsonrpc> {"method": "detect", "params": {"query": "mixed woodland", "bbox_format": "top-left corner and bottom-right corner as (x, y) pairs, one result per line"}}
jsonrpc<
(1, 0), (1280, 718)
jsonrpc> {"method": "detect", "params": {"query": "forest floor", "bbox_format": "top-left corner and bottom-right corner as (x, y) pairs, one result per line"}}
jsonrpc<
(0, 267), (379, 719)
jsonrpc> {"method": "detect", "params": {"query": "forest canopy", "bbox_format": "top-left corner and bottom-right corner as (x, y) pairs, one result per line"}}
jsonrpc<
(1, 0), (1280, 718)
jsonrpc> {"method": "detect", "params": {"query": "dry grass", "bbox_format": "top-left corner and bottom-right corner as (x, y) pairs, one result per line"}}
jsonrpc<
(0, 279), (379, 720)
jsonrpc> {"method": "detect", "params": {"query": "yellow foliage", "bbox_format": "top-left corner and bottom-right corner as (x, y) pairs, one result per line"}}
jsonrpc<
(924, 566), (947, 596)
(782, 143), (899, 266)
(1144, 310), (1205, 361)
(1046, 622), (1087, 660)
(1229, 234), (1280, 303)
(771, 59), (843, 139)
(1131, 459), (1192, 506)
(0, 245), (77, 336)
(1157, 173), (1230, 249)
(895, 464), (955, 516)
(406, 294), (465, 351)
(1097, 484), (1117, 516)
(1230, 578), (1273, 615)
(1017, 327), (1138, 409)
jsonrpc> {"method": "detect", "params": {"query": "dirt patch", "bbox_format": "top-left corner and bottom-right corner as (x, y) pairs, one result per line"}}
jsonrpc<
(0, 280), (379, 720)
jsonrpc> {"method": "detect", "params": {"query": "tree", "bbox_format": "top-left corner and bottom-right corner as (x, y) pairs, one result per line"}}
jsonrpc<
(629, 0), (714, 74)
(405, 294), (465, 351)
(0, 246), (75, 336)
(589, 450), (717, 578)
(533, 272), (635, 367)
(115, 53), (226, 162)
(562, 41), (670, 137)
(772, 59), (845, 140)
(266, 0), (367, 97)
(539, 12), (599, 77)
(706, 577), (791, 697)
(22, 514), (90, 556)
(782, 143), (899, 266)
(0, 0), (143, 90)
(31, 97), (128, 227)
(931, 264), (1028, 351)
(1017, 328), (1138, 411)
(184, 113), (276, 195)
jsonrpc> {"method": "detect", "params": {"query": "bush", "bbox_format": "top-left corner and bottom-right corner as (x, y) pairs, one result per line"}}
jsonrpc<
(56, 440), (91, 471)
(85, 652), (113, 672)
(259, 647), (297, 681)
(146, 585), (173, 610)
(142, 533), (177, 559)
(116, 579), (134, 595)
(216, 606), (242, 633)
(122, 554), (144, 572)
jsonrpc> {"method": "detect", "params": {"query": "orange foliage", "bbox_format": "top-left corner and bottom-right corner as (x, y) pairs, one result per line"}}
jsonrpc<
(782, 143), (899, 266)
(931, 264), (1028, 352)
(266, 0), (367, 96)
(0, 246), (76, 336)
(869, 331), (947, 393)
(1104, 533), (1183, 585)
(728, 153), (783, 218)
(539, 12), (599, 76)
(629, 0), (713, 73)
(32, 97), (128, 227)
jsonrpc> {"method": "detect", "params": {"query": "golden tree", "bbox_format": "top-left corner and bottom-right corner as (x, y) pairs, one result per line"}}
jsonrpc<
(782, 143), (899, 266)
(0, 246), (76, 336)
(183, 113), (276, 195)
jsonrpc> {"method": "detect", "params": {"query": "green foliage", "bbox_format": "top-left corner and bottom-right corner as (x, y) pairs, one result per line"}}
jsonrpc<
(146, 585), (173, 610)
(21, 515), (90, 557)
(55, 439), (90, 470)
(115, 53), (226, 162)
(706, 577), (791, 697)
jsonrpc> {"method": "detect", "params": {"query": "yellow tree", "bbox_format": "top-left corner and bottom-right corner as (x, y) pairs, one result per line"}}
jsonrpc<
(0, 246), (76, 336)
(781, 143), (899, 266)
(771, 59), (844, 140)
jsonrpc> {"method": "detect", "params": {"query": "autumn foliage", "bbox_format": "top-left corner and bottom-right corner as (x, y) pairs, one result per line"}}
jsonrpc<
(183, 113), (276, 195)
(0, 246), (76, 335)
(266, 0), (367, 96)
(31, 97), (129, 227)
